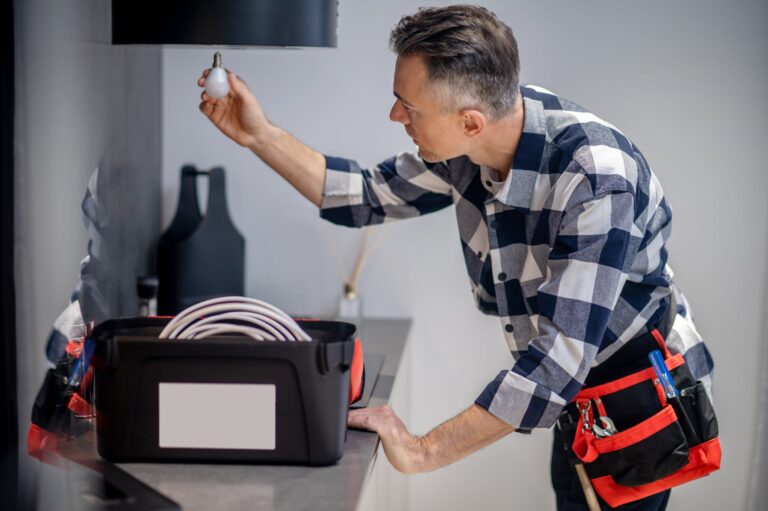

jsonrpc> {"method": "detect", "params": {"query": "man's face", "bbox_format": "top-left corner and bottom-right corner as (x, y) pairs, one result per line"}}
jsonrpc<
(390, 55), (468, 162)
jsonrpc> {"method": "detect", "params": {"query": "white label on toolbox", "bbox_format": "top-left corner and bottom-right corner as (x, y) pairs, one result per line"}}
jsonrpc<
(158, 383), (276, 450)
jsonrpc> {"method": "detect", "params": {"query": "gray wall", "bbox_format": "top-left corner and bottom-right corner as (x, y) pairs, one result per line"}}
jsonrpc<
(14, 0), (162, 506)
(161, 0), (768, 510)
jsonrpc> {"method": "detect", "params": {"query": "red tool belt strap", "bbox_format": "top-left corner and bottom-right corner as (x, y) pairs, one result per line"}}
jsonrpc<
(591, 438), (721, 507)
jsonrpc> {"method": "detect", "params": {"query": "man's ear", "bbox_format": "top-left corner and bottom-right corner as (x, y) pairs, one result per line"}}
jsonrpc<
(461, 109), (486, 138)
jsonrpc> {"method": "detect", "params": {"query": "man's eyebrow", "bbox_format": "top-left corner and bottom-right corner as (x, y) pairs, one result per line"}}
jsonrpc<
(393, 91), (414, 107)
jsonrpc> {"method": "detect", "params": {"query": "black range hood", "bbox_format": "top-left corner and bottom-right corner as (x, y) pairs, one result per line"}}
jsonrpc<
(112, 0), (338, 48)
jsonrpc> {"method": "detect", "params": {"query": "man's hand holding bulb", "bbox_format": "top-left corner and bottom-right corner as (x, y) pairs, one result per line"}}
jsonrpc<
(197, 54), (275, 153)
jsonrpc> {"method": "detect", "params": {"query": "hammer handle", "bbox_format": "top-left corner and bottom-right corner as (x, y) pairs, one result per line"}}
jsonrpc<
(575, 463), (601, 511)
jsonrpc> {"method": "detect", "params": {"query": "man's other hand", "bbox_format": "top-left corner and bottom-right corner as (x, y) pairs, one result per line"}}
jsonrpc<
(349, 404), (514, 474)
(348, 405), (427, 474)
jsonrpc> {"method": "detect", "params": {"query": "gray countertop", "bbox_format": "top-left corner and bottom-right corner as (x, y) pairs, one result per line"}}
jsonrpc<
(113, 318), (412, 511)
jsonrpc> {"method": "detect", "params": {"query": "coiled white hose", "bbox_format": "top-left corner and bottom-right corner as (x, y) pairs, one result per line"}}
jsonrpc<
(158, 296), (311, 342)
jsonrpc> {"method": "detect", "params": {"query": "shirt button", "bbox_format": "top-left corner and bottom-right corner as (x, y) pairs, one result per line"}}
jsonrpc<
(476, 251), (483, 258)
(505, 324), (514, 333)
(485, 180), (493, 187)
(489, 220), (499, 230)
(498, 272), (507, 281)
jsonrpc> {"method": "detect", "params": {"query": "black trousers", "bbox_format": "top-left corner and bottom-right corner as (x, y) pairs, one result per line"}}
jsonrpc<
(551, 425), (670, 510)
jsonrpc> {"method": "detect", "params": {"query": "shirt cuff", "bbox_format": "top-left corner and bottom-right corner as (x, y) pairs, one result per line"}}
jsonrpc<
(319, 155), (364, 211)
(475, 369), (566, 431)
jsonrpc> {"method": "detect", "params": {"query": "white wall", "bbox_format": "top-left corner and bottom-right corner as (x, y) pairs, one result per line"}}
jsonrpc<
(162, 1), (768, 509)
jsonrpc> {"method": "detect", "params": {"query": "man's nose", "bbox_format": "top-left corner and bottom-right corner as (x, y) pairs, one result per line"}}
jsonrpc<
(389, 100), (409, 124)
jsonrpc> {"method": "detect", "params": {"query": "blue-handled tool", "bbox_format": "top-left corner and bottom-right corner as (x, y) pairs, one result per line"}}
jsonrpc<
(649, 349), (701, 443)
(649, 349), (677, 398)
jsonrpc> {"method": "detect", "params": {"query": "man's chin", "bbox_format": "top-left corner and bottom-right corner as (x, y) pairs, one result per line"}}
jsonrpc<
(418, 147), (464, 163)
(418, 149), (440, 163)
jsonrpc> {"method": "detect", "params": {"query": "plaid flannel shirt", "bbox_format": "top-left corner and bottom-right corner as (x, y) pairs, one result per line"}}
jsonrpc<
(319, 85), (713, 431)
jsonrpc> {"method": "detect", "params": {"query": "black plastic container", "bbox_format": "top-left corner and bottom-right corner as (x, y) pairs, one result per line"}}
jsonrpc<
(157, 167), (245, 315)
(91, 317), (356, 465)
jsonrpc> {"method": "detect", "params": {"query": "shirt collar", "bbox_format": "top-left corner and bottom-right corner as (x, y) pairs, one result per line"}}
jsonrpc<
(491, 86), (547, 211)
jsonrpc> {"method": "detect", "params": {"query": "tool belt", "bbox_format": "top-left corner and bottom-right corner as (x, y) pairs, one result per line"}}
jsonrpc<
(557, 297), (721, 508)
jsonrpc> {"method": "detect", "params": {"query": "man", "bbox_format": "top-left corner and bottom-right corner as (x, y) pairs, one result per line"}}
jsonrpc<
(198, 5), (713, 510)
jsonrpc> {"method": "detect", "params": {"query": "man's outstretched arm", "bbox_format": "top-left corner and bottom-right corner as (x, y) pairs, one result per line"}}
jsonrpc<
(348, 404), (514, 474)
(198, 69), (326, 207)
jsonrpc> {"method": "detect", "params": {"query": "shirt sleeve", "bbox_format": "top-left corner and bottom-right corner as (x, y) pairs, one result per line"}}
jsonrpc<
(475, 188), (635, 431)
(319, 152), (454, 228)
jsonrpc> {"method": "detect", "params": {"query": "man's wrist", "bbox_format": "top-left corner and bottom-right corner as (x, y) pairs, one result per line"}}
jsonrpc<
(394, 433), (431, 475)
(414, 434), (433, 472)
(247, 123), (280, 154)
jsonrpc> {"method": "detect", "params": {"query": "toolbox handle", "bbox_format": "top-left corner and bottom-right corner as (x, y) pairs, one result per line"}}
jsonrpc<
(319, 340), (354, 374)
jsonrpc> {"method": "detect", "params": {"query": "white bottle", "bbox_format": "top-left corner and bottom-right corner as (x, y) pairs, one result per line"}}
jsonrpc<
(137, 276), (159, 317)
(205, 52), (230, 99)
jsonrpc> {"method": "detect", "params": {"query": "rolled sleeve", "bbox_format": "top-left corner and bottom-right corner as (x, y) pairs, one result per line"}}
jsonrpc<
(476, 190), (635, 430)
(319, 152), (454, 228)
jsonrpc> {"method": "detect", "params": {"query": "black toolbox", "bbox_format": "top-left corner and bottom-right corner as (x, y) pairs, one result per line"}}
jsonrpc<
(91, 317), (356, 465)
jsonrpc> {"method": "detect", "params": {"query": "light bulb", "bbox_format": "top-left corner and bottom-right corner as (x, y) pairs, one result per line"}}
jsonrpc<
(204, 52), (230, 99)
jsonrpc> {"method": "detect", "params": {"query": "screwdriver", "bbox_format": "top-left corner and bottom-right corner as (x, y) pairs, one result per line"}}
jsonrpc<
(648, 349), (699, 444)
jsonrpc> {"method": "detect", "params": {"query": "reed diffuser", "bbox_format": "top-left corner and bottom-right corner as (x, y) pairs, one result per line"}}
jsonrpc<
(324, 225), (387, 323)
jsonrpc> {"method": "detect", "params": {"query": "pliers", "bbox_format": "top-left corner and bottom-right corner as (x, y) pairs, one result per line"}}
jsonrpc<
(592, 416), (618, 438)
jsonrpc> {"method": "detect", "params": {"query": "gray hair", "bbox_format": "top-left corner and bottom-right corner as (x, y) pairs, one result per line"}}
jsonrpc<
(390, 5), (520, 121)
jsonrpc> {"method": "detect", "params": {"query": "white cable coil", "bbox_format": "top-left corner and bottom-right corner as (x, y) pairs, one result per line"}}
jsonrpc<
(158, 296), (311, 342)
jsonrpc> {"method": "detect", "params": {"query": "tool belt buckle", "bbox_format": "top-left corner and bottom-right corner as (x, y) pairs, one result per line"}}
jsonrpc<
(577, 400), (592, 433)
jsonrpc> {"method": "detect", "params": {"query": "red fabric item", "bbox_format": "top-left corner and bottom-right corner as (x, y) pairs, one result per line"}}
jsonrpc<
(349, 338), (364, 404)
(67, 392), (92, 417)
(572, 400), (599, 463)
(650, 329), (673, 358)
(574, 406), (680, 463)
(594, 405), (676, 454)
(591, 438), (722, 507)
(576, 354), (684, 400)
(26, 423), (59, 461)
(65, 338), (84, 357)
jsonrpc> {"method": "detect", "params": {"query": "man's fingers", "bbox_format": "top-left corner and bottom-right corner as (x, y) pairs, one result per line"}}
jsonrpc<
(348, 405), (397, 433)
(347, 409), (369, 430)
(209, 98), (230, 124)
(228, 71), (251, 97)
(197, 69), (210, 87)
(199, 101), (213, 116)
(348, 409), (380, 431)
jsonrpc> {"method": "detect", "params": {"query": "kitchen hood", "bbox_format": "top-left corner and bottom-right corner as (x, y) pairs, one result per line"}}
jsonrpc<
(112, 0), (338, 48)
